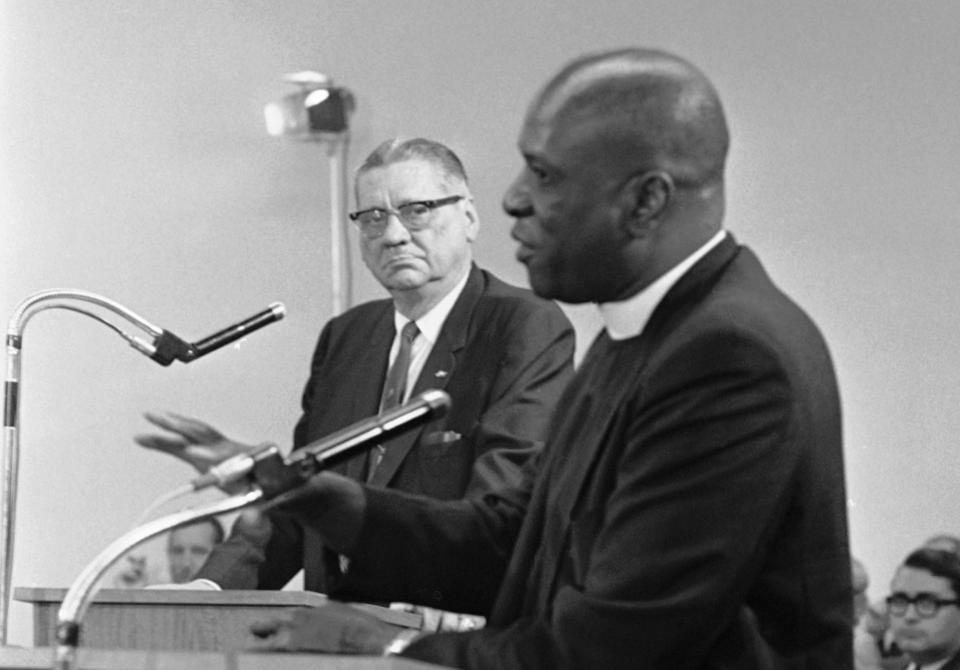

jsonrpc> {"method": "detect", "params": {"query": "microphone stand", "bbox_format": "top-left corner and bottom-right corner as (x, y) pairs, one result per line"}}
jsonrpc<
(2, 289), (285, 645)
(1, 289), (167, 646)
(52, 488), (264, 670)
(325, 131), (352, 316)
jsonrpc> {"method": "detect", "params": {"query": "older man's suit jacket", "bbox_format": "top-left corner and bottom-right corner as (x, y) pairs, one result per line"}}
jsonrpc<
(198, 264), (575, 591)
(334, 236), (853, 669)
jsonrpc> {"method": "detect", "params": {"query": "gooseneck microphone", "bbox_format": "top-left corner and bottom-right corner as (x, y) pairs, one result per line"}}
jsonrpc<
(293, 388), (450, 470)
(190, 389), (451, 495)
(3, 289), (286, 648)
(189, 302), (286, 360)
(147, 302), (286, 365)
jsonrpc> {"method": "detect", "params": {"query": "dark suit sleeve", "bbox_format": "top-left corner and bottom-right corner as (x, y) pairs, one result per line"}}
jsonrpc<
(193, 508), (303, 589)
(292, 320), (336, 450)
(357, 328), (825, 668)
(331, 456), (535, 614)
(463, 300), (574, 497)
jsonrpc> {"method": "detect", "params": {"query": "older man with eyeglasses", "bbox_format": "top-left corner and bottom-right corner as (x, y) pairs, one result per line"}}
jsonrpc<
(134, 137), (575, 605)
(887, 548), (960, 670)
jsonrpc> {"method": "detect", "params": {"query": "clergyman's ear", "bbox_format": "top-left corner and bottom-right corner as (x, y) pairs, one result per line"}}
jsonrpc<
(624, 171), (674, 237)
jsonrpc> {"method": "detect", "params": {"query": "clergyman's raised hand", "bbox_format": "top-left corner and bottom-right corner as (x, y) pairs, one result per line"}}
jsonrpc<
(134, 411), (259, 474)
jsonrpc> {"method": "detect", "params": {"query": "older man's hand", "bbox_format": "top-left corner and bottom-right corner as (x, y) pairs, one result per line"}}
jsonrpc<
(250, 602), (402, 654)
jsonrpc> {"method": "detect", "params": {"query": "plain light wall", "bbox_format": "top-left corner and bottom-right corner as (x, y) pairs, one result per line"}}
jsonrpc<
(2, 0), (958, 645)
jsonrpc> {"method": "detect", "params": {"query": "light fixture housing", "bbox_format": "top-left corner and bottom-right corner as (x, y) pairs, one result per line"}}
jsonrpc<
(264, 71), (354, 141)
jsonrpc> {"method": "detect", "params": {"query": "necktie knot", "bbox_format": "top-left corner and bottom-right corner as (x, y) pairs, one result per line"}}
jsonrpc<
(380, 320), (420, 411)
(401, 320), (420, 345)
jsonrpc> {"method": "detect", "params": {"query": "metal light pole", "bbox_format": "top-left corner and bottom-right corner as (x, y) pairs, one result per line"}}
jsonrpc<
(264, 71), (355, 315)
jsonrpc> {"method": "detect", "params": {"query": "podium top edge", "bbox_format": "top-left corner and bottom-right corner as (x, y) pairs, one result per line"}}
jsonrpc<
(13, 587), (422, 628)
(13, 586), (329, 607)
(0, 646), (454, 669)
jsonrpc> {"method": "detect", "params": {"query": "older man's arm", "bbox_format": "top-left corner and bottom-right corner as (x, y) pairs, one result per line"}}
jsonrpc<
(463, 297), (574, 496)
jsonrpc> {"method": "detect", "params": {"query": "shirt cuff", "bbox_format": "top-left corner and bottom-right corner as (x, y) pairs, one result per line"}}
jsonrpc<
(192, 578), (222, 590)
(382, 628), (422, 656)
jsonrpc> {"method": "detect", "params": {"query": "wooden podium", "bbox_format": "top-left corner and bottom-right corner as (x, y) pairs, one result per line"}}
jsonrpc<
(7, 587), (451, 669)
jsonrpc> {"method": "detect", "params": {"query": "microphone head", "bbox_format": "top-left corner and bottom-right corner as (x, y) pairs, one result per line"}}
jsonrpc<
(268, 302), (286, 320)
(282, 388), (453, 478)
(417, 389), (451, 417)
(187, 302), (287, 361)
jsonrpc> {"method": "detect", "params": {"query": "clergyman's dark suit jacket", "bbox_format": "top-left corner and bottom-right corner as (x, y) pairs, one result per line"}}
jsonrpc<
(331, 236), (853, 669)
(889, 651), (960, 670)
(198, 264), (575, 592)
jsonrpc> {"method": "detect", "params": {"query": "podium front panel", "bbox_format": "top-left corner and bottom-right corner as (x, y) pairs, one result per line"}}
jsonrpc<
(14, 588), (420, 653)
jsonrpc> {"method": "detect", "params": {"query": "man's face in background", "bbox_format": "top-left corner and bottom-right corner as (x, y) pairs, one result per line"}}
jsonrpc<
(167, 521), (220, 583)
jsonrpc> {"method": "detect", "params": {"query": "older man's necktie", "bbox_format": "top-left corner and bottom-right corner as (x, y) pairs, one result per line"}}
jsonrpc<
(367, 320), (420, 482)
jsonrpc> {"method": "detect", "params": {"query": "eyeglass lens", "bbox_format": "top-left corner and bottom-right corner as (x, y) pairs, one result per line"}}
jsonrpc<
(352, 196), (463, 237)
(888, 593), (956, 617)
(365, 203), (431, 226)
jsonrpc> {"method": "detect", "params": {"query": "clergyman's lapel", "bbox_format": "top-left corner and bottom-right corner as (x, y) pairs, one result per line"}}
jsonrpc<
(548, 237), (739, 525)
(529, 237), (741, 613)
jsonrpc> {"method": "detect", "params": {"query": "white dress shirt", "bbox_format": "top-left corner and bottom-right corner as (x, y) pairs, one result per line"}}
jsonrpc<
(388, 266), (470, 402)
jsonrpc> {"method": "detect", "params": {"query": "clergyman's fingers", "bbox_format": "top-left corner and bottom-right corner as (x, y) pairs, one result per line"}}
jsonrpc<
(141, 411), (194, 439)
(133, 433), (188, 455)
(249, 617), (292, 650)
(165, 412), (224, 442)
(141, 411), (221, 444)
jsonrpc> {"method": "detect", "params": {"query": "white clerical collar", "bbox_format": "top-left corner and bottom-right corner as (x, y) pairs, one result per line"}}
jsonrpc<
(393, 265), (471, 346)
(599, 230), (727, 341)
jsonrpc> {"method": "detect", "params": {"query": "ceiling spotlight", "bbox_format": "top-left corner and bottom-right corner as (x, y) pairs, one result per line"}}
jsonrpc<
(264, 71), (354, 141)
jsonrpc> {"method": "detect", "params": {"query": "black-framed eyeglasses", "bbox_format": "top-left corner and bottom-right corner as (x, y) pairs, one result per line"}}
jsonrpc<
(886, 592), (960, 618)
(348, 195), (465, 239)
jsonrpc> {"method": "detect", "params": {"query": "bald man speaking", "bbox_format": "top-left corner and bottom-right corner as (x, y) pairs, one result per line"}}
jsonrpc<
(249, 48), (853, 669)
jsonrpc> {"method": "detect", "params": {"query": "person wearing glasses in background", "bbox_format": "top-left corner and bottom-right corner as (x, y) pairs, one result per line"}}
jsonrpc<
(858, 536), (960, 670)
(135, 138), (575, 616)
(886, 548), (960, 670)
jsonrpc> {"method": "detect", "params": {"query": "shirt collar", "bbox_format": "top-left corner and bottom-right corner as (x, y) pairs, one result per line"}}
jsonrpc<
(393, 266), (471, 346)
(599, 230), (727, 341)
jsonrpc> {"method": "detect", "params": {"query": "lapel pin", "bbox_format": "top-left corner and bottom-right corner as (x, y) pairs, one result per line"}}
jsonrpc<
(435, 370), (449, 378)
